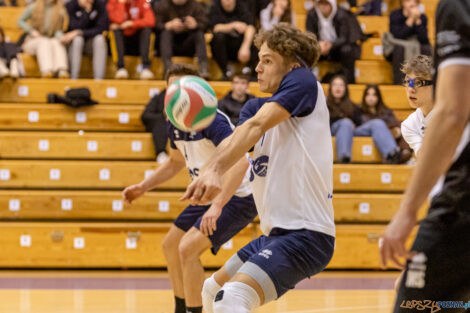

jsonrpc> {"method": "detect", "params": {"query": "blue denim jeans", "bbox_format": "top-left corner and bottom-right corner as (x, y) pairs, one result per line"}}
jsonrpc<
(354, 119), (398, 158)
(331, 118), (354, 161)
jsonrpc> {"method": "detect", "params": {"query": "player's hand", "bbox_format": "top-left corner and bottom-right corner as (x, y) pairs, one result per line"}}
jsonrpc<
(199, 204), (223, 236)
(238, 45), (250, 63)
(380, 209), (417, 269)
(181, 168), (222, 205)
(122, 184), (145, 204)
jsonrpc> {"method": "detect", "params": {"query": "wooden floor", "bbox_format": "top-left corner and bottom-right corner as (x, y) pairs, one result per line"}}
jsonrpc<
(0, 271), (400, 313)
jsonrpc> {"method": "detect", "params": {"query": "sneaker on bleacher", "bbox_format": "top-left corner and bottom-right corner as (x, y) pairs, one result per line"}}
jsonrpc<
(115, 68), (129, 79)
(140, 69), (154, 80)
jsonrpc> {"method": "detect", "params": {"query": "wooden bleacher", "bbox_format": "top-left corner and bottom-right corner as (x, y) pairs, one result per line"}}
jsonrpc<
(0, 222), (416, 269)
(0, 132), (389, 163)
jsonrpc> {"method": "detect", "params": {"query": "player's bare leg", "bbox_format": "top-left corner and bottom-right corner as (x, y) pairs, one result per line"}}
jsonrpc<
(178, 227), (212, 308)
(162, 225), (186, 299)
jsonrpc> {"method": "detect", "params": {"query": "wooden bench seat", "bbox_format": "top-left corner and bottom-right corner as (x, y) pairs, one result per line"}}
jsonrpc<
(0, 222), (413, 269)
(0, 160), (411, 191)
(1, 132), (392, 163)
(0, 190), (428, 222)
(0, 79), (413, 109)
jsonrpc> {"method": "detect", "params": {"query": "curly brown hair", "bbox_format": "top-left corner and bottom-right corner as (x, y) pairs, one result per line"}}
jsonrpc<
(400, 54), (433, 79)
(254, 23), (320, 68)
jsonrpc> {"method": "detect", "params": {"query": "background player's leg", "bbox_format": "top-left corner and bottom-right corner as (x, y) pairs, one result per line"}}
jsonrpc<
(178, 227), (212, 310)
(162, 225), (186, 312)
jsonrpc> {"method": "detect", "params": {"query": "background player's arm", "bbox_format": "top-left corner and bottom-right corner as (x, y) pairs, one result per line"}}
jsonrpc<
(123, 148), (186, 204)
(380, 64), (470, 267)
(183, 101), (290, 203)
(199, 156), (250, 236)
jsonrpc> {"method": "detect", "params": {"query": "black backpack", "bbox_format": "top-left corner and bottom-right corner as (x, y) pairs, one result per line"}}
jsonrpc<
(47, 88), (98, 108)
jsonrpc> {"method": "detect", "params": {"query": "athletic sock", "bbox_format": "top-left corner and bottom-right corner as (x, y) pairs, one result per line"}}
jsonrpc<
(175, 296), (186, 313)
(186, 306), (202, 313)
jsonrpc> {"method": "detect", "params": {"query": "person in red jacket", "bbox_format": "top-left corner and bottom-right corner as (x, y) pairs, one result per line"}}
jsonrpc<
(107, 0), (155, 79)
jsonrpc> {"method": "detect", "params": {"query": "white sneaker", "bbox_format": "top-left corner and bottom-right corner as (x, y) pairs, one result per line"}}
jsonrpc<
(156, 151), (168, 164)
(140, 68), (154, 80)
(115, 68), (129, 79)
(0, 59), (9, 78)
(9, 59), (19, 78)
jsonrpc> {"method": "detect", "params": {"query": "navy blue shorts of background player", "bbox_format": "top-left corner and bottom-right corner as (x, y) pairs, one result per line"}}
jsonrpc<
(237, 228), (335, 298)
(174, 194), (257, 254)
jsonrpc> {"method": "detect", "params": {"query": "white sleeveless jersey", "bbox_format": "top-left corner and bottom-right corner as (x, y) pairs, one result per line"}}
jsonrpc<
(239, 68), (335, 237)
(168, 111), (252, 198)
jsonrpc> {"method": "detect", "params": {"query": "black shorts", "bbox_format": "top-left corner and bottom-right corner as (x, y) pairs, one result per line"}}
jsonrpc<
(393, 211), (470, 313)
(173, 194), (257, 254)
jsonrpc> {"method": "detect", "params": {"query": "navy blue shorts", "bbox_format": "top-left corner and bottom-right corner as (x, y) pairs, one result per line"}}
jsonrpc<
(173, 194), (257, 254)
(237, 228), (335, 298)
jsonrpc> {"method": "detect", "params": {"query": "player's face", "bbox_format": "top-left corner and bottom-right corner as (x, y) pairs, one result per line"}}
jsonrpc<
(232, 77), (249, 98)
(255, 43), (292, 93)
(404, 73), (433, 109)
(330, 77), (346, 100)
(365, 88), (378, 108)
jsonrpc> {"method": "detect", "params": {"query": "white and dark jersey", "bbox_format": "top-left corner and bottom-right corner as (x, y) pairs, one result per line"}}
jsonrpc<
(168, 111), (252, 198)
(238, 67), (335, 237)
(401, 108), (433, 155)
(428, 0), (470, 217)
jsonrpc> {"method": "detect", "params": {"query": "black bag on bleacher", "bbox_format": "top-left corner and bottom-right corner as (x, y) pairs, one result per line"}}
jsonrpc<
(47, 88), (98, 108)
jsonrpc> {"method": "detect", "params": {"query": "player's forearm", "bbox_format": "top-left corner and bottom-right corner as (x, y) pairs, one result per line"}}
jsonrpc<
(211, 156), (250, 208)
(209, 119), (264, 176)
(139, 159), (184, 191)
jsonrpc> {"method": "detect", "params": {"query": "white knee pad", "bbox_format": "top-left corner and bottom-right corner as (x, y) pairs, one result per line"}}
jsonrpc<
(202, 274), (222, 313)
(213, 282), (260, 313)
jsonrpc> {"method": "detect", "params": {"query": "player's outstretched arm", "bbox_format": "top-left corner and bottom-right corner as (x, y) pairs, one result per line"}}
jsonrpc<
(199, 156), (250, 236)
(380, 64), (470, 268)
(122, 148), (186, 204)
(182, 101), (290, 203)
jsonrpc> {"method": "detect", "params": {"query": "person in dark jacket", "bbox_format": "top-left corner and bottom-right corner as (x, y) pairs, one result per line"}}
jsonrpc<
(155, 0), (209, 78)
(64, 0), (108, 79)
(327, 75), (401, 163)
(306, 0), (361, 83)
(209, 0), (258, 80)
(388, 0), (431, 84)
(218, 73), (255, 125)
(360, 84), (411, 163)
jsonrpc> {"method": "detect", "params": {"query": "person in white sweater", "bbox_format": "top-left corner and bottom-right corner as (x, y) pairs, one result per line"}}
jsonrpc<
(400, 55), (434, 158)
(259, 0), (295, 31)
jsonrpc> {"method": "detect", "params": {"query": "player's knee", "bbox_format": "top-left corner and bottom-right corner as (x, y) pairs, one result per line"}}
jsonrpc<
(202, 274), (222, 313)
(213, 282), (260, 313)
(178, 237), (198, 262)
(161, 231), (178, 255)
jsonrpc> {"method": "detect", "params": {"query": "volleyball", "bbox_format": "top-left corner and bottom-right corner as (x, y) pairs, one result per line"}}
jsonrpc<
(164, 76), (218, 132)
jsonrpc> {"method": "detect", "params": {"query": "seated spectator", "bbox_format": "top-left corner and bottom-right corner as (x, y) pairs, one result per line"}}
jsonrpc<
(0, 0), (17, 6)
(107, 0), (155, 79)
(361, 84), (411, 163)
(387, 0), (431, 85)
(209, 0), (258, 80)
(306, 0), (362, 83)
(400, 55), (434, 158)
(327, 75), (401, 163)
(218, 73), (255, 125)
(0, 27), (19, 78)
(18, 0), (69, 78)
(65, 0), (108, 79)
(155, 0), (209, 78)
(260, 0), (295, 31)
(141, 64), (199, 163)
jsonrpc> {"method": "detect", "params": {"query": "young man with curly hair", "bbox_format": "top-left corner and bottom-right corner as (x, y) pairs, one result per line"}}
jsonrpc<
(183, 23), (336, 313)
